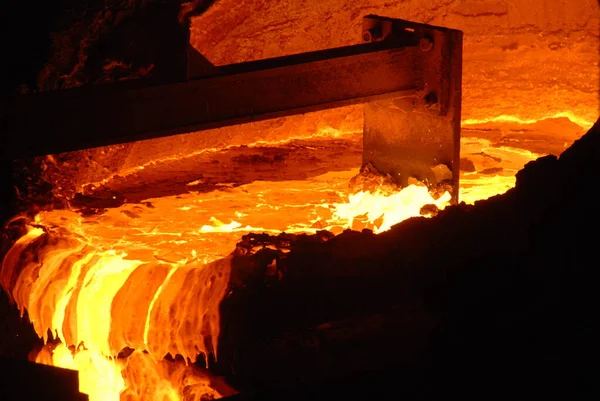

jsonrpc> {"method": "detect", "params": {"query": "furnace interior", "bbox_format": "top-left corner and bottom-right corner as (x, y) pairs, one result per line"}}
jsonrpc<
(1, 1), (599, 401)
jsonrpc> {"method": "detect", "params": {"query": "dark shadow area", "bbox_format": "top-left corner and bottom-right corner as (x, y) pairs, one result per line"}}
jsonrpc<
(0, 1), (61, 96)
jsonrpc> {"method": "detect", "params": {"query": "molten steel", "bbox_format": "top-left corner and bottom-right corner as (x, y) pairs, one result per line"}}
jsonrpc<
(2, 120), (574, 400)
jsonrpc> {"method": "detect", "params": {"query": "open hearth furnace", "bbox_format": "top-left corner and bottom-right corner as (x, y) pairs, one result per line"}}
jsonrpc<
(0, 1), (598, 400)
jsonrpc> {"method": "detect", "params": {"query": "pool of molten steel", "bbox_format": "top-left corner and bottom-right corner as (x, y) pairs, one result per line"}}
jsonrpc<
(0, 117), (589, 401)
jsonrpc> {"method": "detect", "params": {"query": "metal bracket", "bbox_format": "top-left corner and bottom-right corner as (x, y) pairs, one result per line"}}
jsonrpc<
(362, 16), (462, 203)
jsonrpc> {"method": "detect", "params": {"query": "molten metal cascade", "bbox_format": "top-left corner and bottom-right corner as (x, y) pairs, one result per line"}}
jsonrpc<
(2, 221), (230, 400)
(0, 116), (590, 400)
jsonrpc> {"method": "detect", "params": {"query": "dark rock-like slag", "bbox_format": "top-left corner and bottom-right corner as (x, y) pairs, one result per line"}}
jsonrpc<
(216, 117), (600, 398)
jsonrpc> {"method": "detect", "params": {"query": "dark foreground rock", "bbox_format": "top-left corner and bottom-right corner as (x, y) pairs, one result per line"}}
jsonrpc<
(216, 118), (600, 399)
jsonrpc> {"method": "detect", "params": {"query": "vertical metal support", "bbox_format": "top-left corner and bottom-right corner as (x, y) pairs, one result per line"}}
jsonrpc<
(362, 16), (462, 203)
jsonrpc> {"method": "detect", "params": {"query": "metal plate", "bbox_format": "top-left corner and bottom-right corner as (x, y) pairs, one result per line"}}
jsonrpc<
(362, 16), (462, 203)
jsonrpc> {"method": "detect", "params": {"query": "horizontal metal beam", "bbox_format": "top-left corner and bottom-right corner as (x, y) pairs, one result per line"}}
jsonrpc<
(1, 39), (420, 160)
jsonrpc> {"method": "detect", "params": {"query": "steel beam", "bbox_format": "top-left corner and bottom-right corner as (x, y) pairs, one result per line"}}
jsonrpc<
(1, 34), (418, 160)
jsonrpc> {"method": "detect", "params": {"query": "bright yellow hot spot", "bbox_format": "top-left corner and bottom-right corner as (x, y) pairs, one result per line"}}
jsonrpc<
(37, 344), (125, 401)
(330, 186), (451, 233)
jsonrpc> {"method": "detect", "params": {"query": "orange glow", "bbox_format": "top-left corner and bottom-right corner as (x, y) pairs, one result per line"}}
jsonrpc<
(0, 124), (552, 400)
(462, 112), (594, 131)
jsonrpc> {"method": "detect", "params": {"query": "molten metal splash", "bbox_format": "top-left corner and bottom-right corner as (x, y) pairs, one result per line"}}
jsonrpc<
(0, 125), (546, 400)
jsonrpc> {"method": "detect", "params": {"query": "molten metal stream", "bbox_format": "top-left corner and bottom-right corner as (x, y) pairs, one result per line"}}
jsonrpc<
(0, 122), (559, 400)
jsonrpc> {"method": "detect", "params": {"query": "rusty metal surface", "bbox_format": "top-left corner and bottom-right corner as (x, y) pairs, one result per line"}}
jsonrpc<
(1, 37), (417, 160)
(362, 16), (462, 203)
